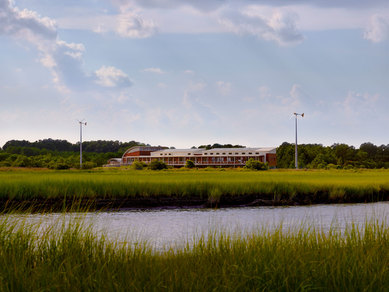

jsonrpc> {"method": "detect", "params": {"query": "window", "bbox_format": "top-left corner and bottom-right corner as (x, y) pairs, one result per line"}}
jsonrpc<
(242, 152), (245, 155)
(188, 153), (191, 155)
(249, 152), (252, 154)
(229, 153), (232, 155)
(222, 153), (226, 155)
(255, 152), (259, 154)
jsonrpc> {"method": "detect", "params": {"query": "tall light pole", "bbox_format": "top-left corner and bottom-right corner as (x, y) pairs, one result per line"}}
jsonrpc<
(78, 120), (87, 169)
(293, 113), (304, 169)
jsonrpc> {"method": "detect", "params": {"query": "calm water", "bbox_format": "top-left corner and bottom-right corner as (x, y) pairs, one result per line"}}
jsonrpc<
(8, 202), (389, 250)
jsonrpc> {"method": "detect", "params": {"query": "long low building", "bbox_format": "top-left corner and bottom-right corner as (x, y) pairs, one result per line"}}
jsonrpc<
(114, 146), (277, 168)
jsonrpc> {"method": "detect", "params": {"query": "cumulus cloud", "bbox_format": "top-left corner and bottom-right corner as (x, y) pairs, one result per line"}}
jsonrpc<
(142, 67), (166, 74)
(219, 8), (304, 46)
(116, 9), (156, 38)
(0, 0), (57, 41)
(95, 66), (133, 88)
(0, 0), (132, 91)
(364, 14), (389, 43)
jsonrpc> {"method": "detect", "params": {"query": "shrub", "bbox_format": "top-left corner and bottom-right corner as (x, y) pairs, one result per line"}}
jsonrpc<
(244, 158), (268, 170)
(55, 162), (71, 170)
(132, 161), (145, 170)
(82, 161), (96, 170)
(185, 160), (195, 169)
(148, 160), (167, 170)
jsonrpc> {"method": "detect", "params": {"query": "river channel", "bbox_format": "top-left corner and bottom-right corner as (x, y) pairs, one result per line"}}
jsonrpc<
(8, 202), (389, 250)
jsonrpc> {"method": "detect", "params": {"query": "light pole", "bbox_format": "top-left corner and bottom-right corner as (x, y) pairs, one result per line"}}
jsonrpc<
(78, 120), (87, 169)
(293, 113), (304, 169)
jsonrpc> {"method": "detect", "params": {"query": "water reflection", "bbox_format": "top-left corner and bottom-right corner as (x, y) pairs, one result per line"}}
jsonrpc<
(5, 202), (388, 250)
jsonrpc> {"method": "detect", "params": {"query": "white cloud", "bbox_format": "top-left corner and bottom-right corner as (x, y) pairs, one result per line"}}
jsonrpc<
(216, 81), (231, 95)
(364, 14), (389, 43)
(343, 91), (379, 115)
(258, 86), (272, 100)
(116, 9), (156, 38)
(0, 0), (133, 91)
(0, 0), (57, 41)
(142, 67), (166, 74)
(219, 8), (304, 46)
(189, 81), (206, 92)
(290, 84), (302, 100)
(288, 83), (316, 109)
(95, 66), (133, 88)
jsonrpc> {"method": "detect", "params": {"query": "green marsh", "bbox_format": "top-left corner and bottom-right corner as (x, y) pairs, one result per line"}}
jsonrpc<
(0, 168), (388, 210)
(0, 213), (387, 291)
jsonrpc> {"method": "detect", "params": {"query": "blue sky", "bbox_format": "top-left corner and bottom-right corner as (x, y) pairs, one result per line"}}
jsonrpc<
(0, 0), (388, 148)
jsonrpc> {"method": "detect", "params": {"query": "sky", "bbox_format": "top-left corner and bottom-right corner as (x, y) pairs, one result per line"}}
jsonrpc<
(0, 0), (388, 149)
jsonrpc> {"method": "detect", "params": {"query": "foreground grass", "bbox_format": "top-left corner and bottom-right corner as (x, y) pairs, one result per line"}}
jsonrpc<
(0, 215), (387, 291)
(0, 168), (388, 209)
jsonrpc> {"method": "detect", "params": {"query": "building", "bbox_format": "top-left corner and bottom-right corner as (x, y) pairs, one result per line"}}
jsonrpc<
(104, 158), (123, 167)
(118, 146), (277, 168)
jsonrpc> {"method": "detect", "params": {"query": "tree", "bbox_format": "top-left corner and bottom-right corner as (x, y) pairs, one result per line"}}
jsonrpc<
(148, 160), (167, 170)
(185, 160), (195, 168)
(132, 161), (145, 170)
(245, 158), (268, 170)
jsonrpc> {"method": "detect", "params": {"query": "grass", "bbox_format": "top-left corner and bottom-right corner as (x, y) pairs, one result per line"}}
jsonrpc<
(0, 213), (387, 291)
(0, 168), (388, 210)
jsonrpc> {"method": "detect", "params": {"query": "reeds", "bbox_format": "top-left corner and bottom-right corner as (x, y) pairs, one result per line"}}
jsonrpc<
(0, 213), (387, 291)
(0, 169), (388, 207)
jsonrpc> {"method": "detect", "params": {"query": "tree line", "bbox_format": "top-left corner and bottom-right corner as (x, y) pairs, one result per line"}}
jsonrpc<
(277, 142), (389, 169)
(0, 139), (146, 169)
(1, 139), (389, 169)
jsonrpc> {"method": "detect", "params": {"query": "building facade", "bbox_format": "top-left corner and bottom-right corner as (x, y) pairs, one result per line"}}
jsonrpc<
(117, 146), (277, 168)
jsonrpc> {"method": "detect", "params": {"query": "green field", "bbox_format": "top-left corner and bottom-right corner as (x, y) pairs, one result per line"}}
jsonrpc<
(0, 214), (387, 291)
(0, 168), (388, 210)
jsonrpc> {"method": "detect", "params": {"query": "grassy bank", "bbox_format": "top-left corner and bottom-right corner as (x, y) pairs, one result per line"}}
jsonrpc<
(0, 168), (388, 211)
(0, 215), (387, 291)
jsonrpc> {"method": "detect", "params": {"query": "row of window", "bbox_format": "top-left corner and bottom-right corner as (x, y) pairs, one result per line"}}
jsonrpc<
(159, 152), (261, 156)
(124, 156), (264, 163)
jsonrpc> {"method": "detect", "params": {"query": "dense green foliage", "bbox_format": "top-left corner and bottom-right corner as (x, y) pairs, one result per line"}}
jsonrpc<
(2, 139), (389, 169)
(185, 159), (195, 168)
(277, 142), (389, 169)
(0, 139), (146, 168)
(0, 215), (387, 291)
(244, 158), (268, 170)
(132, 160), (146, 170)
(196, 143), (245, 150)
(0, 169), (387, 205)
(2, 138), (145, 153)
(148, 160), (168, 170)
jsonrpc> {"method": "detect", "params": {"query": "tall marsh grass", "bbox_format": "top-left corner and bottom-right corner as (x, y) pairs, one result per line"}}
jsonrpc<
(0, 168), (388, 206)
(0, 213), (387, 291)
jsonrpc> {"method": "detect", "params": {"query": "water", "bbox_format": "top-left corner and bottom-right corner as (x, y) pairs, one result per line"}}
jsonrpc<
(6, 202), (389, 250)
